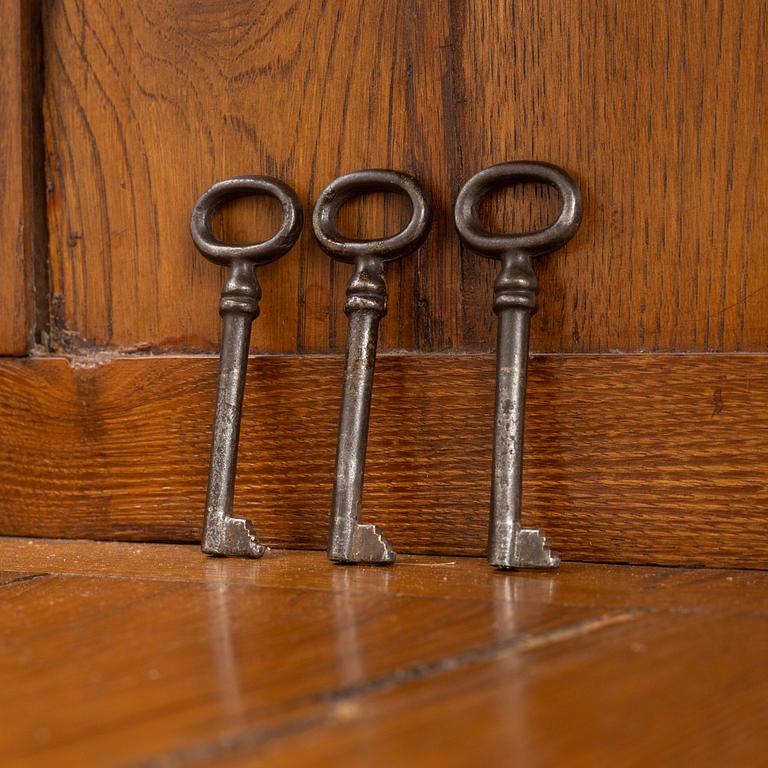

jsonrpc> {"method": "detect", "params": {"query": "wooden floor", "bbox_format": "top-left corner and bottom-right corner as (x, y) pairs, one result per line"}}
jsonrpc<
(1, 538), (767, 767)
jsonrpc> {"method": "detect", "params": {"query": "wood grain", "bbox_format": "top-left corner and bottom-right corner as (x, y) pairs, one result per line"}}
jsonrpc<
(1, 540), (766, 767)
(456, 0), (768, 353)
(0, 0), (47, 354)
(42, 0), (458, 354)
(42, 0), (768, 354)
(0, 353), (766, 568)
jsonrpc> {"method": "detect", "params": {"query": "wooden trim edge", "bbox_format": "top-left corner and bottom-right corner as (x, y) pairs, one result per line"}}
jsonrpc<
(0, 353), (766, 568)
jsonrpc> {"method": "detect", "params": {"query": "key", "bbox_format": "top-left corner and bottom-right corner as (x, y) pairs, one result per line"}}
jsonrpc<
(190, 176), (303, 558)
(313, 169), (432, 564)
(455, 161), (582, 569)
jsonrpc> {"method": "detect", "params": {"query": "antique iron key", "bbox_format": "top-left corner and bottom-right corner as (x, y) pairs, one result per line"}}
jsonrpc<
(190, 176), (303, 558)
(455, 162), (582, 569)
(313, 170), (432, 564)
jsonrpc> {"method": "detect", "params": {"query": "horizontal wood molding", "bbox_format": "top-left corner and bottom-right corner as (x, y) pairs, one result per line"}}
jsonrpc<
(0, 353), (766, 568)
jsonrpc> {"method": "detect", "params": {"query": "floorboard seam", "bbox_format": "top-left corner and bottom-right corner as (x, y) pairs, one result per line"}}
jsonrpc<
(0, 570), (746, 616)
(0, 572), (51, 588)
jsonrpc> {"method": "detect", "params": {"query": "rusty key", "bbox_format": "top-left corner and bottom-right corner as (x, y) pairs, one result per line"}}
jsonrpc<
(190, 176), (302, 558)
(455, 162), (582, 569)
(313, 170), (432, 564)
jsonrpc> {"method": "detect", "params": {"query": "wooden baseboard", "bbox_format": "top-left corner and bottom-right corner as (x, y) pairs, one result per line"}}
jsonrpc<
(0, 353), (766, 568)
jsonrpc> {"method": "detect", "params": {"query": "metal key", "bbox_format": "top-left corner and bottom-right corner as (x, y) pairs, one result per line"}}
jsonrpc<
(313, 170), (432, 564)
(455, 162), (582, 569)
(190, 176), (303, 558)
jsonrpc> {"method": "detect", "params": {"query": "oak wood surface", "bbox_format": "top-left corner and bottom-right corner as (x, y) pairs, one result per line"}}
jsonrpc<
(0, 353), (766, 568)
(1, 540), (766, 767)
(42, 0), (768, 354)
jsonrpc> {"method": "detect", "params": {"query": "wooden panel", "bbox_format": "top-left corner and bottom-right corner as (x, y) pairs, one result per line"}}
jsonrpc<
(43, 0), (768, 354)
(0, 1), (47, 353)
(42, 0), (458, 354)
(1, 540), (766, 767)
(0, 353), (766, 568)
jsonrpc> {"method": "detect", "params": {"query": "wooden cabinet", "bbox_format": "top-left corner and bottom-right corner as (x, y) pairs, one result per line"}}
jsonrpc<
(1, 0), (766, 566)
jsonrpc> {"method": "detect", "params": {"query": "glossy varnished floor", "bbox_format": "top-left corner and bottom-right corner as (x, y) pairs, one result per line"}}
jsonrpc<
(1, 538), (766, 767)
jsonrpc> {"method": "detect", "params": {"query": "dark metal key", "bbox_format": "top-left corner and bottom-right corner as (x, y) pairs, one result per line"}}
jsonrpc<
(455, 162), (582, 569)
(190, 176), (302, 558)
(313, 170), (432, 564)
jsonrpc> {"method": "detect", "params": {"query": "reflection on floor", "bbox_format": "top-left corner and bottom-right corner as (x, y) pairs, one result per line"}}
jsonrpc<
(1, 537), (766, 767)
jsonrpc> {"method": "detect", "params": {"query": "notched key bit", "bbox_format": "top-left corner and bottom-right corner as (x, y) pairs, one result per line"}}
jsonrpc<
(455, 161), (582, 570)
(313, 169), (432, 565)
(190, 176), (303, 558)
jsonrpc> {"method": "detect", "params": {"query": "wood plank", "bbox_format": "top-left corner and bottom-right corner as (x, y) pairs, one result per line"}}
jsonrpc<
(1, 541), (766, 766)
(0, 353), (766, 568)
(0, 0), (47, 354)
(42, 0), (768, 354)
(0, 566), (609, 766)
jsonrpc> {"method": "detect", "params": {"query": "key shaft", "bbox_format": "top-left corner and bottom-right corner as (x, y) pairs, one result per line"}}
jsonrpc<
(203, 261), (264, 557)
(329, 255), (391, 563)
(489, 251), (557, 568)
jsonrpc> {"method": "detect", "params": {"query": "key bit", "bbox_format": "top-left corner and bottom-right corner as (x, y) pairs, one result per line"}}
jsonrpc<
(455, 161), (582, 570)
(313, 169), (432, 565)
(190, 176), (303, 558)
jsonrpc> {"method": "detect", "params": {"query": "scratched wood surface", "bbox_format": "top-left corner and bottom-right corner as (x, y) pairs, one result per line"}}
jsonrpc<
(42, 0), (768, 354)
(1, 539), (767, 767)
(0, 353), (766, 568)
(0, 1), (46, 354)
